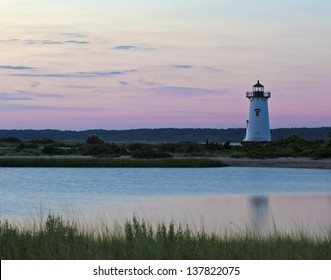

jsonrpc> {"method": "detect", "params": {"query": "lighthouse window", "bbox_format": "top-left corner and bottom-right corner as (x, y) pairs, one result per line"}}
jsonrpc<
(255, 109), (261, 116)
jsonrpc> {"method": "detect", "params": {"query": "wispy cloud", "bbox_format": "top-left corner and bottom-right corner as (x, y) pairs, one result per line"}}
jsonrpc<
(0, 65), (36, 70)
(27, 39), (89, 45)
(138, 79), (162, 87)
(9, 69), (136, 78)
(113, 45), (156, 51)
(0, 91), (65, 101)
(0, 103), (80, 111)
(172, 65), (223, 72)
(153, 86), (228, 96)
(174, 65), (193, 69)
(60, 32), (88, 38)
(0, 93), (31, 101)
(0, 39), (89, 45)
(65, 40), (89, 45)
(28, 40), (63, 45)
(118, 80), (129, 85)
(113, 45), (137, 50)
(201, 66), (224, 72)
(59, 85), (104, 89)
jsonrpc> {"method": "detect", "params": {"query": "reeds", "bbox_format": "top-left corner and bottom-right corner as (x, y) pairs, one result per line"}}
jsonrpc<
(1, 214), (330, 259)
(0, 157), (227, 168)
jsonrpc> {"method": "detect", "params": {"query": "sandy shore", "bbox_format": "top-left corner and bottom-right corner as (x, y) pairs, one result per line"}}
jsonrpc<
(217, 157), (331, 169)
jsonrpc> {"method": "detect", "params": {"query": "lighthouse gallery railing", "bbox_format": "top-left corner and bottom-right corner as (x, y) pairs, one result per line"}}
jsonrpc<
(246, 92), (271, 98)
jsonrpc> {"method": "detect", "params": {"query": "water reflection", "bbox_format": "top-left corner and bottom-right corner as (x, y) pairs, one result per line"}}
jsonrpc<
(70, 193), (331, 237)
(4, 193), (331, 237)
(249, 196), (269, 231)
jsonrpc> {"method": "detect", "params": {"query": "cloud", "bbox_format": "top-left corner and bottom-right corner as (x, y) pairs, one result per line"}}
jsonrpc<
(27, 39), (89, 45)
(65, 40), (89, 45)
(78, 71), (125, 77)
(0, 103), (80, 111)
(113, 45), (156, 51)
(172, 65), (223, 72)
(0, 91), (65, 101)
(26, 40), (62, 45)
(40, 40), (63, 45)
(118, 80), (129, 85)
(0, 39), (90, 45)
(0, 93), (31, 101)
(153, 86), (228, 96)
(113, 45), (137, 50)
(9, 69), (136, 78)
(31, 92), (67, 99)
(138, 79), (162, 87)
(60, 33), (88, 38)
(60, 85), (103, 89)
(174, 65), (193, 69)
(201, 66), (224, 72)
(0, 65), (36, 70)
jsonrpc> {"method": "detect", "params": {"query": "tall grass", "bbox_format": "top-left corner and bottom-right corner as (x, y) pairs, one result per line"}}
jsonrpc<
(0, 157), (227, 168)
(1, 214), (330, 259)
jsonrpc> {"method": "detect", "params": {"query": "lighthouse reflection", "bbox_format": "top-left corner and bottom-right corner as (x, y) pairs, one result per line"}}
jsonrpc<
(249, 196), (269, 231)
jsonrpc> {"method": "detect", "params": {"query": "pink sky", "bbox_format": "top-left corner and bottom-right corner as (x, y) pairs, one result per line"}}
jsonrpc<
(0, 0), (330, 129)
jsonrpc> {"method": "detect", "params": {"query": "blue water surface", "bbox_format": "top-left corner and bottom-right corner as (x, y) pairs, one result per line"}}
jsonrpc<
(1, 167), (330, 217)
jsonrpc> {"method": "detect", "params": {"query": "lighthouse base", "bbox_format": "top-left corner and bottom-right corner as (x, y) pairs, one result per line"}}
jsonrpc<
(241, 140), (272, 145)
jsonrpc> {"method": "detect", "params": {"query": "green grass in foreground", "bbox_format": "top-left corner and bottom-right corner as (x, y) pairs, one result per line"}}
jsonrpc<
(1, 214), (330, 259)
(0, 157), (227, 168)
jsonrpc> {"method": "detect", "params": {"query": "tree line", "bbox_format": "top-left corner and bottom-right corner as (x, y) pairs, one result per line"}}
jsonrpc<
(1, 134), (330, 159)
(0, 127), (330, 142)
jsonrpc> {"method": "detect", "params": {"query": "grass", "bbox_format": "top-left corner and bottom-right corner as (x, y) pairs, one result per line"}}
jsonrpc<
(1, 214), (330, 259)
(0, 157), (225, 168)
(0, 157), (227, 168)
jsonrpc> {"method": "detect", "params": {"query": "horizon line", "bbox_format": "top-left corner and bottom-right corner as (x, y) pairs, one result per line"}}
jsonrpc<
(1, 126), (330, 132)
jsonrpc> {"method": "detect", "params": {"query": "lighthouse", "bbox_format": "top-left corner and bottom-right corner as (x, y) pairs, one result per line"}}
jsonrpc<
(243, 80), (271, 142)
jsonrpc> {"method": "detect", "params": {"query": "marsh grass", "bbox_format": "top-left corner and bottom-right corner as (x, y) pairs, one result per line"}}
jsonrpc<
(1, 214), (330, 260)
(0, 157), (227, 168)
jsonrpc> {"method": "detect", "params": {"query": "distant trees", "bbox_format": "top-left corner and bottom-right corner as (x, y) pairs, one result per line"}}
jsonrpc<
(1, 127), (331, 142)
(242, 134), (331, 159)
(205, 139), (231, 150)
(42, 145), (66, 155)
(86, 135), (105, 145)
(1, 133), (330, 159)
(0, 137), (22, 143)
(31, 138), (55, 144)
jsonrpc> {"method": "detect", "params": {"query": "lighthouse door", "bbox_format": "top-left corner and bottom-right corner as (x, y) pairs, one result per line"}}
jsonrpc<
(255, 132), (260, 141)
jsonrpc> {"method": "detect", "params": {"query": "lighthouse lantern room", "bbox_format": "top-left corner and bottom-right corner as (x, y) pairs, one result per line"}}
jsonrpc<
(243, 80), (271, 142)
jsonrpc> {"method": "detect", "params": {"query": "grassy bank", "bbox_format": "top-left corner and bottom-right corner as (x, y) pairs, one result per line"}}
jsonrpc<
(0, 157), (227, 168)
(1, 135), (330, 159)
(1, 214), (330, 259)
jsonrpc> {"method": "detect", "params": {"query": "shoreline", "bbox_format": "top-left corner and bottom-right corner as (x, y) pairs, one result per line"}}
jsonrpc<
(0, 157), (226, 168)
(0, 156), (330, 169)
(218, 157), (331, 169)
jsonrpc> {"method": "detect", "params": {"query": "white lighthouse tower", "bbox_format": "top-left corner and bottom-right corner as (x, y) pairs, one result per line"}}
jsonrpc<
(243, 80), (271, 142)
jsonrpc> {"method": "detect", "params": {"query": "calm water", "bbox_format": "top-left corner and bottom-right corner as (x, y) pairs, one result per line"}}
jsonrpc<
(1, 167), (330, 235)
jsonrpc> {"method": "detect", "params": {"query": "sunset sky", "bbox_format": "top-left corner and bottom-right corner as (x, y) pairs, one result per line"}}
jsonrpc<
(0, 0), (330, 129)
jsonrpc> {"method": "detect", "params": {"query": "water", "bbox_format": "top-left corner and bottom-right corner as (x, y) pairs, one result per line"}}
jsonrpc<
(1, 167), (330, 235)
